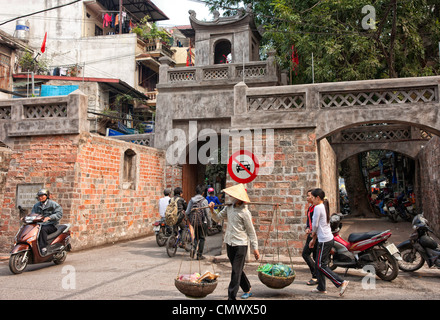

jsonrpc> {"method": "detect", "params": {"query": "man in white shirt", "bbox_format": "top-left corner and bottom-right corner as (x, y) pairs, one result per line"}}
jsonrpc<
(158, 189), (171, 218)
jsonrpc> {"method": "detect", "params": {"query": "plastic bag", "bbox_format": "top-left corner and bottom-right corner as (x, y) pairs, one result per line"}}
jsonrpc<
(257, 263), (293, 277)
(179, 272), (201, 282)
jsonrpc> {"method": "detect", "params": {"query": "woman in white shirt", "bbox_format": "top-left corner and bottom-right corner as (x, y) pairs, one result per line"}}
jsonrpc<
(309, 188), (349, 296)
(209, 184), (260, 300)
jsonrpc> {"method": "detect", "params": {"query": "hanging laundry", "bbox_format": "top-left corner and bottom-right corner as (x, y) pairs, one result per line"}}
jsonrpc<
(103, 13), (112, 28)
(111, 14), (115, 28)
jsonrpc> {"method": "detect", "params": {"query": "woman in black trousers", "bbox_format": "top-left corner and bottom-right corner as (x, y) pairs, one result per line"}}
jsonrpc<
(209, 184), (260, 300)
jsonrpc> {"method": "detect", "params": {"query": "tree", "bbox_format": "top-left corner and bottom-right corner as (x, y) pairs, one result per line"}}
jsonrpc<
(202, 0), (440, 83)
(201, 0), (440, 215)
(340, 154), (373, 217)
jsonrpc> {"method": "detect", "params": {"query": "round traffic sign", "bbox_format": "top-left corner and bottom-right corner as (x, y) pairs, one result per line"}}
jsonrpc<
(227, 150), (259, 184)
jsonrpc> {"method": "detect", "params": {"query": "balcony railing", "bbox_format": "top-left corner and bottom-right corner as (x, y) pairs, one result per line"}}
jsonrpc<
(158, 51), (278, 86)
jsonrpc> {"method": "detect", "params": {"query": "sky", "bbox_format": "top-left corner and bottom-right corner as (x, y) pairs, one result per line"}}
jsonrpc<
(153, 0), (213, 27)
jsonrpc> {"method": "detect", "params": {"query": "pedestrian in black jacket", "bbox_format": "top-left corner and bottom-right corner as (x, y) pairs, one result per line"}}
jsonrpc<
(302, 189), (317, 285)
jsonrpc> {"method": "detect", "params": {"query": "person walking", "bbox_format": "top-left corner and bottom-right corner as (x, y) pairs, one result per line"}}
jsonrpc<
(209, 184), (260, 300)
(186, 184), (211, 260)
(309, 188), (349, 296)
(302, 189), (317, 285)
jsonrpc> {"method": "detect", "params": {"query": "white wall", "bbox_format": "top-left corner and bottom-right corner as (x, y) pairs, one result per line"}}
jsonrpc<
(0, 1), (137, 87)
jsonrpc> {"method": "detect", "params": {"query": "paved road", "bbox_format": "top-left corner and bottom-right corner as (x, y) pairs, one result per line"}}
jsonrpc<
(0, 217), (439, 302)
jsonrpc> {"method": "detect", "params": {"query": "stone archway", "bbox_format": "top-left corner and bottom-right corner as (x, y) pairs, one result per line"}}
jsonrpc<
(324, 121), (438, 218)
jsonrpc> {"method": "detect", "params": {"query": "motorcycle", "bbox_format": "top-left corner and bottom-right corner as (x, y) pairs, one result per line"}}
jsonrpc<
(397, 214), (440, 272)
(384, 197), (399, 222)
(329, 213), (401, 281)
(152, 217), (173, 246)
(395, 192), (414, 222)
(207, 220), (223, 236)
(9, 211), (71, 274)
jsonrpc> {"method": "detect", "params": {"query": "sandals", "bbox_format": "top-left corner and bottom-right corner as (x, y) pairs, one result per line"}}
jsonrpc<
(311, 288), (327, 294)
(339, 280), (349, 296)
(307, 279), (318, 285)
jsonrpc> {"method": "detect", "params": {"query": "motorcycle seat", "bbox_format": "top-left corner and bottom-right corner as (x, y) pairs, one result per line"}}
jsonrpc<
(47, 224), (68, 241)
(348, 231), (382, 243)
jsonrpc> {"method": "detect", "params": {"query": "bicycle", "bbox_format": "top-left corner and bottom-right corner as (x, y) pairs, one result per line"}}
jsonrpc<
(166, 222), (192, 257)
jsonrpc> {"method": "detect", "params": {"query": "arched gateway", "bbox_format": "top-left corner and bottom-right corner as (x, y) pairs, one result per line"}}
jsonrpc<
(156, 9), (440, 254)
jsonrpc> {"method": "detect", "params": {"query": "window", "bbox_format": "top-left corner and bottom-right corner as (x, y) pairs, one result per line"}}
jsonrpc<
(122, 149), (136, 190)
(214, 40), (232, 64)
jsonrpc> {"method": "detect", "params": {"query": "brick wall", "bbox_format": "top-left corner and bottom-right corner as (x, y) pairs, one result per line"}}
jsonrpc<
(0, 133), (165, 252)
(227, 128), (319, 256)
(0, 147), (13, 240)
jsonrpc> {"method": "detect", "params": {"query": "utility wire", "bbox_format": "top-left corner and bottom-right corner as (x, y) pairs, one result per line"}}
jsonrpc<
(0, 0), (81, 26)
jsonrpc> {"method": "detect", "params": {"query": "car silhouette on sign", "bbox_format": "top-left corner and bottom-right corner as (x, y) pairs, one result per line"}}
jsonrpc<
(236, 160), (251, 172)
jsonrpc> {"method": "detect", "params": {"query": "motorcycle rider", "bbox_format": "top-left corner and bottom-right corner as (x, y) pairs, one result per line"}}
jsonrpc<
(206, 187), (221, 207)
(172, 187), (188, 235)
(31, 189), (63, 255)
(159, 189), (171, 219)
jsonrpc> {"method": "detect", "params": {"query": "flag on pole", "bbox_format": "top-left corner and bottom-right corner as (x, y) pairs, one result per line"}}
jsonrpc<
(41, 32), (47, 53)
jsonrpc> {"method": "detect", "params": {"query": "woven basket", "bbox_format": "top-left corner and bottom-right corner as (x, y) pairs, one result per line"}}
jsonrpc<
(258, 271), (296, 289)
(175, 278), (218, 298)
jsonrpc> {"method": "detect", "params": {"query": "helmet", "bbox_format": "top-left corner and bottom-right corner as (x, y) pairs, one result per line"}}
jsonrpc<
(412, 214), (428, 229)
(207, 187), (215, 194)
(330, 214), (342, 232)
(37, 188), (50, 197)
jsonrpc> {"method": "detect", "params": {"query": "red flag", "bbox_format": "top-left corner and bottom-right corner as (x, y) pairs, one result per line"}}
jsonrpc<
(291, 45), (299, 75)
(186, 47), (193, 66)
(41, 32), (47, 53)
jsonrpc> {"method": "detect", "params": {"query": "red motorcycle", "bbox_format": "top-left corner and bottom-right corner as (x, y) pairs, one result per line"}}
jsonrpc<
(329, 213), (400, 281)
(9, 212), (71, 274)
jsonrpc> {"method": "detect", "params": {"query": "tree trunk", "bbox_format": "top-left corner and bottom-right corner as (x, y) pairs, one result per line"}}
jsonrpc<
(340, 154), (373, 217)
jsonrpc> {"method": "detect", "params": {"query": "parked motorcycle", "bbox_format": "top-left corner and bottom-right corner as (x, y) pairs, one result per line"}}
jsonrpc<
(395, 192), (414, 222)
(339, 193), (351, 215)
(9, 211), (71, 274)
(152, 217), (172, 246)
(329, 213), (400, 281)
(397, 214), (440, 272)
(384, 197), (399, 222)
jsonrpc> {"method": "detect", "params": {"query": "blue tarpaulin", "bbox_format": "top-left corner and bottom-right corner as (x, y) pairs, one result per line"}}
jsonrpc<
(40, 85), (79, 97)
(106, 128), (124, 136)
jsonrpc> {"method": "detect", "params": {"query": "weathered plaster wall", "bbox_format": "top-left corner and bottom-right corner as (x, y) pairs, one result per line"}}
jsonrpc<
(417, 135), (440, 236)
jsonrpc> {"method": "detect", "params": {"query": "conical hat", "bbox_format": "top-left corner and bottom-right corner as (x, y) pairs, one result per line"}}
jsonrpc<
(222, 184), (250, 203)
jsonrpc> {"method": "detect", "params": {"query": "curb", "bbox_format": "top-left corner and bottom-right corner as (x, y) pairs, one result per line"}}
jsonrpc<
(211, 254), (305, 266)
(0, 254), (9, 261)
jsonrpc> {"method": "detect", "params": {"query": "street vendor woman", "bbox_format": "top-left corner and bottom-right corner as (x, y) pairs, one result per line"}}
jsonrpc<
(209, 183), (260, 300)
